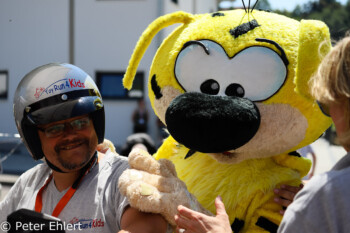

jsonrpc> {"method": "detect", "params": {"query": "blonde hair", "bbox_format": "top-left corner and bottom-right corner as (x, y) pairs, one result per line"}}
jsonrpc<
(311, 35), (350, 147)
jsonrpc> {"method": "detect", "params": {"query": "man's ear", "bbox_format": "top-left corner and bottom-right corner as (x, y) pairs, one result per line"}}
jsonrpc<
(295, 19), (331, 100)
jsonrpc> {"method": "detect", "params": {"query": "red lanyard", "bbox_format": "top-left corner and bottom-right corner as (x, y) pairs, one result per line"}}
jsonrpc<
(35, 156), (98, 217)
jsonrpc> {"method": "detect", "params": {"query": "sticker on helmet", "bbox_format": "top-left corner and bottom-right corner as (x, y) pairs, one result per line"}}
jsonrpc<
(35, 78), (85, 99)
(34, 87), (45, 99)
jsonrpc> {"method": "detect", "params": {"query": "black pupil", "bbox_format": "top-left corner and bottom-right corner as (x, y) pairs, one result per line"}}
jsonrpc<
(200, 79), (220, 95)
(225, 83), (245, 97)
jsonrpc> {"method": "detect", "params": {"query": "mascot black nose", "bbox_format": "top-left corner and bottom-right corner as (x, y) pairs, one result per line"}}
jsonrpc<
(165, 92), (260, 153)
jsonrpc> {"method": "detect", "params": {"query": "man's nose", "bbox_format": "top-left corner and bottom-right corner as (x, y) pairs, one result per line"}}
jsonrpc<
(62, 123), (75, 134)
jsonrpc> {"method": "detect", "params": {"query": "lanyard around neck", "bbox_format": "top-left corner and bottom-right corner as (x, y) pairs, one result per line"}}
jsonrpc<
(35, 155), (98, 217)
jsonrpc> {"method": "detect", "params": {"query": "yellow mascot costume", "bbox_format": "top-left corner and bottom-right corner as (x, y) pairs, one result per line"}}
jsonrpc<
(118, 4), (332, 232)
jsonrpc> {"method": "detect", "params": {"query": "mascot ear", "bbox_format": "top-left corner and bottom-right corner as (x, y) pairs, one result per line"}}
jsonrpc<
(123, 11), (194, 90)
(295, 20), (331, 100)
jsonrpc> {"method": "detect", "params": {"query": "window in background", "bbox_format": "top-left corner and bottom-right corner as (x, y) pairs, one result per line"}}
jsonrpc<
(96, 71), (144, 99)
(0, 71), (8, 99)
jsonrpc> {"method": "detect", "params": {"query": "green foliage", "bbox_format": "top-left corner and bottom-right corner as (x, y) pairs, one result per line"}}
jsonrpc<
(255, 0), (272, 11)
(275, 0), (350, 40)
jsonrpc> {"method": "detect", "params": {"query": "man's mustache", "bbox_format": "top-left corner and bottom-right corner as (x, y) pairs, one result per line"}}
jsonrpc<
(54, 138), (88, 152)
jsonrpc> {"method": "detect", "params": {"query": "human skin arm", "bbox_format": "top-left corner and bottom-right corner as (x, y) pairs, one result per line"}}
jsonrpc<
(173, 184), (304, 233)
(119, 206), (168, 233)
(174, 196), (231, 233)
(273, 184), (304, 215)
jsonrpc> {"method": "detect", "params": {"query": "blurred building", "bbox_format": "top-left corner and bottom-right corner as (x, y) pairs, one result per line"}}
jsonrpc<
(0, 0), (217, 149)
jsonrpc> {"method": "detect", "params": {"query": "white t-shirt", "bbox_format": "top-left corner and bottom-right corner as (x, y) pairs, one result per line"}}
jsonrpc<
(0, 150), (129, 233)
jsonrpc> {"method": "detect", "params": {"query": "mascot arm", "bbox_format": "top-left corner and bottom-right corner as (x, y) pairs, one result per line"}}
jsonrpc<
(118, 148), (212, 226)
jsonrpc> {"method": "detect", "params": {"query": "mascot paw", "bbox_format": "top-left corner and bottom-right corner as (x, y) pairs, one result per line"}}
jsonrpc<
(118, 148), (208, 226)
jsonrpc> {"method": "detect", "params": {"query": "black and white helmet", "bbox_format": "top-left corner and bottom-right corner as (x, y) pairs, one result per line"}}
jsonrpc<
(13, 63), (105, 160)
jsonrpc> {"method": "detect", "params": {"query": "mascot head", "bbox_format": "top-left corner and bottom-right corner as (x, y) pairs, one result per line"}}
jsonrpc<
(124, 8), (332, 164)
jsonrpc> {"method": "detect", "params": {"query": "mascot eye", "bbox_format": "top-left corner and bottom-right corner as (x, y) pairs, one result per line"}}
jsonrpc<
(225, 83), (244, 97)
(200, 79), (220, 95)
(174, 40), (287, 101)
(174, 40), (229, 94)
(232, 47), (287, 101)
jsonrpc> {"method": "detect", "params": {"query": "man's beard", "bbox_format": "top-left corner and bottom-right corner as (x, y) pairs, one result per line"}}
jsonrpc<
(55, 138), (95, 171)
(57, 151), (92, 170)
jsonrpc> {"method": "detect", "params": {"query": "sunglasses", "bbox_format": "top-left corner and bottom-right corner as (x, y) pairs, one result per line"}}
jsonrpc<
(317, 101), (330, 117)
(38, 116), (91, 138)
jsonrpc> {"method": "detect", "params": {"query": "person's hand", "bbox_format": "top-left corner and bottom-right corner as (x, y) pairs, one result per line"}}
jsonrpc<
(273, 184), (304, 215)
(174, 196), (231, 233)
(118, 148), (211, 226)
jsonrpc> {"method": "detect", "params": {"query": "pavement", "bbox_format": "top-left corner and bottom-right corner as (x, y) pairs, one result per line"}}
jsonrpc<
(0, 137), (346, 202)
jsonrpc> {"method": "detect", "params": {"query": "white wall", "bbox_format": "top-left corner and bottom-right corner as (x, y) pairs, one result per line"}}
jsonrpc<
(162, 0), (218, 48)
(0, 0), (217, 150)
(0, 0), (69, 134)
(74, 0), (161, 147)
(164, 0), (217, 14)
(194, 0), (217, 14)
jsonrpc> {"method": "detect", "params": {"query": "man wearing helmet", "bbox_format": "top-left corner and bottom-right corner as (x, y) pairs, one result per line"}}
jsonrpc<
(0, 63), (167, 233)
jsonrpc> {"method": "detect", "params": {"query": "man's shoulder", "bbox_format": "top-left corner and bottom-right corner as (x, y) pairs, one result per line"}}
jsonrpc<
(100, 151), (129, 172)
(282, 167), (350, 233)
(324, 166), (350, 191)
(294, 168), (350, 207)
(103, 150), (128, 163)
(16, 163), (50, 185)
(312, 165), (350, 190)
(23, 162), (49, 175)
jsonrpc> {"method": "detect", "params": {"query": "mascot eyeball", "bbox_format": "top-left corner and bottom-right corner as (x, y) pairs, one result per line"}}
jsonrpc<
(119, 6), (331, 232)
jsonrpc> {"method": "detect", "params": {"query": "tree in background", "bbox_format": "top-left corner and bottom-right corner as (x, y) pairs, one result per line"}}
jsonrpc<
(218, 0), (272, 10)
(255, 0), (272, 11)
(275, 0), (350, 40)
(217, 0), (349, 39)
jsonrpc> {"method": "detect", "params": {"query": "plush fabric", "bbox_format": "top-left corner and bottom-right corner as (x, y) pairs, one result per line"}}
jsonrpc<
(120, 9), (332, 232)
(165, 92), (260, 152)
